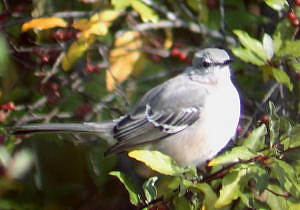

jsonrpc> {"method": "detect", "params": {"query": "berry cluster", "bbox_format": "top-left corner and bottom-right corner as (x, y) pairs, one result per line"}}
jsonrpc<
(287, 1), (300, 27)
(40, 81), (61, 104)
(0, 102), (15, 112)
(170, 48), (191, 64)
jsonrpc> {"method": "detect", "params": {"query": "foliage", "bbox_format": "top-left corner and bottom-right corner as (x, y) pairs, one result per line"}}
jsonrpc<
(0, 0), (299, 209)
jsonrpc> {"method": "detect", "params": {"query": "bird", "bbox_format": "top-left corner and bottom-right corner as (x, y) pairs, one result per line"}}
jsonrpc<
(11, 48), (240, 167)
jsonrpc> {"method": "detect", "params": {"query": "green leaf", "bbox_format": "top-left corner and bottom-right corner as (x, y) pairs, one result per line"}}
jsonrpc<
(264, 0), (288, 11)
(131, 0), (158, 22)
(273, 20), (294, 53)
(173, 196), (193, 210)
(109, 171), (140, 205)
(193, 183), (218, 210)
(111, 0), (130, 10)
(232, 47), (265, 66)
(262, 33), (274, 60)
(143, 176), (158, 203)
(112, 0), (158, 22)
(208, 146), (256, 166)
(215, 169), (247, 208)
(233, 30), (267, 62)
(242, 124), (267, 152)
(264, 184), (300, 210)
(269, 158), (300, 198)
(0, 146), (10, 167)
(270, 67), (293, 91)
(277, 40), (300, 58)
(0, 35), (8, 76)
(128, 150), (185, 176)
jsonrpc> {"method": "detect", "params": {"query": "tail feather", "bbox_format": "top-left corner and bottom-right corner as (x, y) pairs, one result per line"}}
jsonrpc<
(10, 122), (115, 144)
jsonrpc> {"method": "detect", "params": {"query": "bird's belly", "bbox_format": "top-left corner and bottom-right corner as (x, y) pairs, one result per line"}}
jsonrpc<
(153, 86), (240, 167)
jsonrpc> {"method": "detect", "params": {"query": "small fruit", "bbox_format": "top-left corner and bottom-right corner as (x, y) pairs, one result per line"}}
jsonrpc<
(295, 0), (300, 7)
(287, 11), (297, 21)
(291, 18), (300, 26)
(260, 114), (269, 123)
(1, 102), (15, 111)
(171, 48), (180, 57)
(178, 52), (187, 61)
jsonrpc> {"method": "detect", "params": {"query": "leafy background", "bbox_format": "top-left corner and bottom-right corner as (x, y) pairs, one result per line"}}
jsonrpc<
(0, 0), (299, 209)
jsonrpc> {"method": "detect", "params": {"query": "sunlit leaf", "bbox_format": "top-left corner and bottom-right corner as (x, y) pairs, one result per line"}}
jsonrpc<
(233, 30), (267, 62)
(232, 47), (265, 66)
(264, 0), (288, 11)
(0, 146), (10, 167)
(109, 171), (140, 205)
(270, 67), (293, 91)
(215, 169), (246, 208)
(106, 31), (144, 91)
(112, 0), (158, 22)
(242, 124), (267, 152)
(262, 33), (274, 60)
(62, 39), (93, 70)
(276, 40), (300, 58)
(73, 10), (121, 40)
(208, 146), (256, 166)
(111, 0), (131, 10)
(7, 149), (33, 179)
(131, 0), (158, 22)
(143, 176), (158, 203)
(21, 17), (67, 32)
(128, 150), (185, 176)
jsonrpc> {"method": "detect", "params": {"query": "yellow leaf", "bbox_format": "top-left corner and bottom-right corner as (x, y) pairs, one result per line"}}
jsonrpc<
(22, 17), (68, 32)
(164, 29), (173, 50)
(106, 31), (143, 91)
(62, 38), (94, 71)
(72, 10), (121, 41)
(90, 10), (121, 24)
(72, 18), (92, 31)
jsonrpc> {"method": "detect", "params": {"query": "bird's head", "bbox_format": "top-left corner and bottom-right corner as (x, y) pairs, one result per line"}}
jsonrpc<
(192, 48), (233, 79)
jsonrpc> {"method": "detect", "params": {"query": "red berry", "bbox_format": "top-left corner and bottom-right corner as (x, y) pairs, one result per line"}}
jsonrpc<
(206, 0), (218, 9)
(260, 114), (269, 123)
(178, 52), (187, 61)
(296, 73), (300, 80)
(0, 135), (5, 144)
(295, 0), (300, 7)
(1, 102), (15, 111)
(40, 55), (50, 65)
(85, 64), (99, 73)
(291, 17), (300, 26)
(171, 48), (180, 57)
(287, 11), (297, 21)
(245, 130), (251, 137)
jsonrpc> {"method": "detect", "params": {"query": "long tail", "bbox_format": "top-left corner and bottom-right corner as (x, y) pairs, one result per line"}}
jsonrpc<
(10, 122), (115, 143)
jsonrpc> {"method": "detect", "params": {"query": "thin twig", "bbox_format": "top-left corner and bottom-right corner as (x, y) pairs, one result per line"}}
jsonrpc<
(42, 51), (66, 84)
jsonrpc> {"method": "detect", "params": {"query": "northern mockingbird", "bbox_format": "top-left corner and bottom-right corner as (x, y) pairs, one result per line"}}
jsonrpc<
(11, 48), (240, 167)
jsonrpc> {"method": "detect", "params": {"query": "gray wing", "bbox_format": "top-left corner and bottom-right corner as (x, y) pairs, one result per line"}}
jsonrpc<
(105, 74), (208, 155)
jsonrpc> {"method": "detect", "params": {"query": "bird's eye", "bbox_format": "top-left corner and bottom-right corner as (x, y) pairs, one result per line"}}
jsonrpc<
(202, 60), (211, 68)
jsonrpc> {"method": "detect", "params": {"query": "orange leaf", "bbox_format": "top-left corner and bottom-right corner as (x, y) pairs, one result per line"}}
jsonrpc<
(22, 17), (67, 32)
(106, 31), (143, 91)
